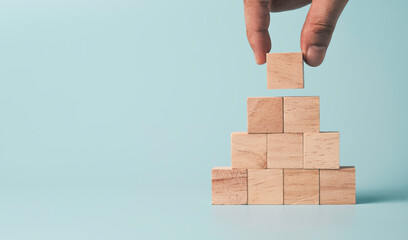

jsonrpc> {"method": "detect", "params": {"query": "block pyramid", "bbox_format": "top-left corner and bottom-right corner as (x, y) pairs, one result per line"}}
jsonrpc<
(211, 53), (356, 205)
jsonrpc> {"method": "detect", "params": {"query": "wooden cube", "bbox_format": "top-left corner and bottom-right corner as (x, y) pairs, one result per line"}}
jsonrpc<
(284, 169), (319, 205)
(231, 132), (266, 169)
(212, 167), (248, 205)
(267, 133), (303, 169)
(248, 169), (283, 205)
(283, 96), (319, 133)
(304, 132), (340, 169)
(320, 167), (356, 204)
(267, 52), (304, 89)
(247, 97), (283, 133)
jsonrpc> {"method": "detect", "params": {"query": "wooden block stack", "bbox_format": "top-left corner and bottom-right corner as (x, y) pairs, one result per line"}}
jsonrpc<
(212, 53), (356, 205)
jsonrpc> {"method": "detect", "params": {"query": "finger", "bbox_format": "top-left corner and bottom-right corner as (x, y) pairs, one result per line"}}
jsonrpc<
(300, 0), (348, 66)
(244, 0), (271, 64)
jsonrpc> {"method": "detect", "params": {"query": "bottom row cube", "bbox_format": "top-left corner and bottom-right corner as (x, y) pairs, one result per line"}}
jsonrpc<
(248, 169), (283, 204)
(211, 167), (355, 205)
(284, 169), (319, 205)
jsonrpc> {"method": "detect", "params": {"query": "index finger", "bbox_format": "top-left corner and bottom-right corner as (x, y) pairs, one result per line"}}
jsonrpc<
(244, 0), (271, 64)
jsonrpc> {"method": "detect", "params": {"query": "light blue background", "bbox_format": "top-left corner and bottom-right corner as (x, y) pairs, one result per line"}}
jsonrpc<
(0, 0), (407, 239)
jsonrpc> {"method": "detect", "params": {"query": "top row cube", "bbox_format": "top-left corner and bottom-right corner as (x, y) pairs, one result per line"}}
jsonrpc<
(267, 52), (303, 89)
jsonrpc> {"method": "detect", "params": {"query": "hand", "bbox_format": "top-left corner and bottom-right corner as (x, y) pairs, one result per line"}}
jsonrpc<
(244, 0), (348, 66)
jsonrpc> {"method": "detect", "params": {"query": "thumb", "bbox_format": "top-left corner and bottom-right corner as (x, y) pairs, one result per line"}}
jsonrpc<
(301, 0), (348, 67)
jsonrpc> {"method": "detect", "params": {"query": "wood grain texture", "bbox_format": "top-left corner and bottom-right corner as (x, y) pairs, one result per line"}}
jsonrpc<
(267, 133), (303, 169)
(304, 132), (340, 169)
(320, 167), (356, 204)
(283, 96), (319, 133)
(284, 169), (319, 205)
(212, 167), (248, 205)
(231, 132), (267, 169)
(248, 169), (283, 205)
(267, 52), (304, 89)
(247, 97), (283, 133)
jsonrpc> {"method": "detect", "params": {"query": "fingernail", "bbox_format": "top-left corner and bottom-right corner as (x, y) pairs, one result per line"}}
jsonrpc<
(254, 52), (266, 65)
(255, 55), (261, 64)
(306, 45), (327, 67)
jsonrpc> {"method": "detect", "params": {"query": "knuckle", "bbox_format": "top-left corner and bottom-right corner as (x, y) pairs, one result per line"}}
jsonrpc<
(308, 19), (336, 36)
